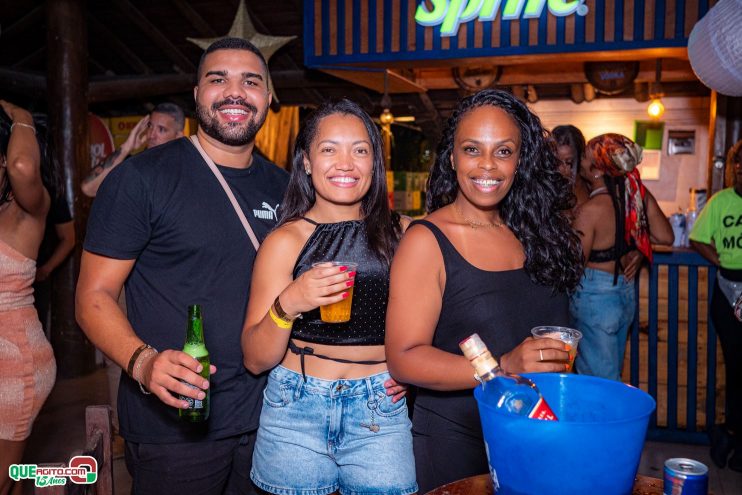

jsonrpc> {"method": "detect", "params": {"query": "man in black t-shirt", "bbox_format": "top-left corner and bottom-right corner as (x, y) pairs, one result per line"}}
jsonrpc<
(33, 192), (74, 336)
(76, 38), (289, 495)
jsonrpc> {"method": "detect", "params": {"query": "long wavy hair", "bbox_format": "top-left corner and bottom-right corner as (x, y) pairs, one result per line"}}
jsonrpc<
(0, 109), (64, 206)
(552, 125), (585, 180)
(427, 89), (583, 292)
(278, 98), (402, 265)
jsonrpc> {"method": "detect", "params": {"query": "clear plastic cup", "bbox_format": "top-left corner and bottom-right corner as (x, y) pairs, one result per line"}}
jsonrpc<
(531, 326), (582, 371)
(311, 261), (357, 323)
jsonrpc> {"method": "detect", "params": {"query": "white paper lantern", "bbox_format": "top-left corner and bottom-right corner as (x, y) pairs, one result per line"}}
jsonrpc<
(687, 0), (742, 97)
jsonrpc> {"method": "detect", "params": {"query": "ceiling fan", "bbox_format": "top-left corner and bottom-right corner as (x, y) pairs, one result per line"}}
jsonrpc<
(378, 70), (417, 125)
(376, 71), (418, 168)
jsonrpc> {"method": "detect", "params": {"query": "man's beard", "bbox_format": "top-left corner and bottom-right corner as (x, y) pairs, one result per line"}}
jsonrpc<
(196, 98), (267, 146)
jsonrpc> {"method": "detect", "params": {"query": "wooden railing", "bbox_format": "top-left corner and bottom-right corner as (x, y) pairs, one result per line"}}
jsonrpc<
(628, 249), (720, 444)
(34, 406), (113, 495)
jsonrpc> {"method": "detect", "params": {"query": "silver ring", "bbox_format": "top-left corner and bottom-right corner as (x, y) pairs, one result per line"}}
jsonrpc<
(539, 349), (544, 362)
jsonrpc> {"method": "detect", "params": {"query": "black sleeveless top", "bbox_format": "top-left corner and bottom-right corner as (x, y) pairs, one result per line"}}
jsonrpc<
(290, 218), (388, 346)
(410, 220), (569, 437)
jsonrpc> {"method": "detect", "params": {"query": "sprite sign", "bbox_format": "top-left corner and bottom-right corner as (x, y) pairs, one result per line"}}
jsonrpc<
(415, 0), (590, 37)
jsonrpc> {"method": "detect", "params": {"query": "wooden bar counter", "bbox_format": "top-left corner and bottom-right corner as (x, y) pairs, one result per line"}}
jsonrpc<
(424, 473), (665, 495)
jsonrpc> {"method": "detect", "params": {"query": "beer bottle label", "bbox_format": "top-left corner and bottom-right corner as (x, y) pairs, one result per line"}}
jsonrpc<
(179, 381), (204, 410)
(528, 397), (558, 421)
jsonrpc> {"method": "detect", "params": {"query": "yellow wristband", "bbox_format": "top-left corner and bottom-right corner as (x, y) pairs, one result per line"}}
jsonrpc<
(269, 306), (293, 329)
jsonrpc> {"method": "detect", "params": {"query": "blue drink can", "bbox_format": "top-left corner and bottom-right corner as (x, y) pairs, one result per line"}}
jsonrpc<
(663, 458), (708, 495)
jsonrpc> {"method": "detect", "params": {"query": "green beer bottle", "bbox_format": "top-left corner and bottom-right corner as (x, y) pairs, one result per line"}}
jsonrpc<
(178, 304), (210, 422)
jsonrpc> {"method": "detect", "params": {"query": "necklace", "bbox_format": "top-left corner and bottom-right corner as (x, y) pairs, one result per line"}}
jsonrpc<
(453, 202), (504, 229)
(589, 186), (608, 198)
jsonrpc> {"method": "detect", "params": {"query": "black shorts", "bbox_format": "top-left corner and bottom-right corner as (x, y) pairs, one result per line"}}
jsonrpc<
(124, 431), (257, 495)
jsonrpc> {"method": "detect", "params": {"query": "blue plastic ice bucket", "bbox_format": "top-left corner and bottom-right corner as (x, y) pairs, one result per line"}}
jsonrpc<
(474, 373), (656, 495)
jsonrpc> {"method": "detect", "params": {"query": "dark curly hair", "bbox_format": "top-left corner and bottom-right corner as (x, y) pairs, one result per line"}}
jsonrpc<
(427, 89), (583, 292)
(552, 124), (585, 180)
(0, 109), (64, 206)
(278, 98), (402, 265)
(726, 139), (742, 188)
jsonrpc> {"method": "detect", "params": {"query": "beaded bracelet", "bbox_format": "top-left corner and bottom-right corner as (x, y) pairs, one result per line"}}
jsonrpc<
(10, 122), (36, 135)
(127, 344), (152, 377)
(132, 347), (158, 395)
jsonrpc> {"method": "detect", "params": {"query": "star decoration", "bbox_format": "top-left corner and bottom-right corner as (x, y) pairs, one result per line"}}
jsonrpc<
(187, 0), (295, 101)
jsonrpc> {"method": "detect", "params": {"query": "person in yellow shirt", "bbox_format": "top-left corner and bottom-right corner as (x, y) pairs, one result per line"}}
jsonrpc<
(690, 139), (742, 472)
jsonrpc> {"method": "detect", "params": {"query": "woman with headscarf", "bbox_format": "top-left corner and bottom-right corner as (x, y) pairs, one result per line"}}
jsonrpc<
(570, 133), (674, 381)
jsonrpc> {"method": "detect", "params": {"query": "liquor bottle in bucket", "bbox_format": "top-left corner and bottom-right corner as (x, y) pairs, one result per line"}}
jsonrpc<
(178, 304), (210, 422)
(460, 333), (558, 421)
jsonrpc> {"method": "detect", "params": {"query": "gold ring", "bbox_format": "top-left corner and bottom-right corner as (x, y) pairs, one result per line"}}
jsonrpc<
(539, 349), (544, 362)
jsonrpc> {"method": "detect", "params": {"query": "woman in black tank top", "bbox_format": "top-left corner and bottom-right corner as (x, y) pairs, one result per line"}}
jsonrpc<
(241, 99), (417, 495)
(385, 90), (583, 493)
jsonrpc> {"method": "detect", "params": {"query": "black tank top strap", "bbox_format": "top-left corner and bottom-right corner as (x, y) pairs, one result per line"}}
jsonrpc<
(408, 220), (463, 269)
(300, 216), (320, 226)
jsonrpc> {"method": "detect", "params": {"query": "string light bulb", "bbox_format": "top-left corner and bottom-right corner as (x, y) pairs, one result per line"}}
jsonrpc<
(647, 98), (665, 119)
(647, 59), (665, 120)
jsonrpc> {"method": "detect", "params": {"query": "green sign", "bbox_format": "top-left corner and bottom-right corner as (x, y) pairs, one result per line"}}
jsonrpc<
(415, 0), (589, 37)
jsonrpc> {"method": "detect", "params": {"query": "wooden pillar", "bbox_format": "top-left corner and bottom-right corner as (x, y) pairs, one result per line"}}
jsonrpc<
(708, 92), (742, 194)
(46, 0), (96, 377)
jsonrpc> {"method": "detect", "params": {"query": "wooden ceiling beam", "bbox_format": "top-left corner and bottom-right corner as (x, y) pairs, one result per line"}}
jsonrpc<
(169, 0), (218, 37)
(416, 59), (697, 89)
(321, 69), (427, 94)
(87, 13), (153, 74)
(2, 5), (43, 39)
(111, 0), (196, 72)
(88, 73), (195, 103)
(0, 68), (46, 98)
(89, 57), (109, 75)
(12, 46), (45, 69)
(340, 48), (689, 70)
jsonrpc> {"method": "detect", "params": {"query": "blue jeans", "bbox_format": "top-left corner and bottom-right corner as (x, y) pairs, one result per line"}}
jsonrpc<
(251, 366), (417, 495)
(569, 268), (636, 381)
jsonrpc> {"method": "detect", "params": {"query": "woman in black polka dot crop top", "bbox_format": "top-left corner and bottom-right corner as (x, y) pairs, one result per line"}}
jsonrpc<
(241, 99), (417, 495)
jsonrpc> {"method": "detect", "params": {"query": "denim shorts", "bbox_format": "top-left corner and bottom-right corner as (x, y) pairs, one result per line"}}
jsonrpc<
(569, 267), (636, 381)
(250, 366), (417, 495)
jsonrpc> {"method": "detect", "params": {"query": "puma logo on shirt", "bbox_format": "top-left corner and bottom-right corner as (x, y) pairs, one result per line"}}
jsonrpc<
(253, 202), (279, 221)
